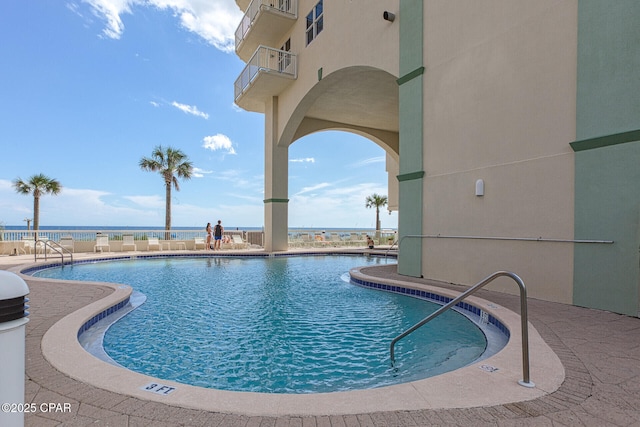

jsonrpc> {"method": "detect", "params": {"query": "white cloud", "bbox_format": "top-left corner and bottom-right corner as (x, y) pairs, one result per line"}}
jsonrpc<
(191, 167), (213, 178)
(213, 170), (263, 193)
(171, 101), (209, 119)
(288, 182), (395, 229)
(290, 157), (315, 163)
(352, 156), (385, 167)
(202, 133), (236, 155)
(123, 194), (165, 208)
(294, 182), (330, 196)
(82, 0), (131, 39)
(80, 0), (242, 52)
(0, 179), (12, 191)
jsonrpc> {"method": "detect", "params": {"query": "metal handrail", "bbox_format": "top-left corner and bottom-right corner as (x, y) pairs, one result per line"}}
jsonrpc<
(35, 239), (73, 265)
(384, 240), (398, 258)
(390, 271), (535, 388)
(400, 233), (613, 245)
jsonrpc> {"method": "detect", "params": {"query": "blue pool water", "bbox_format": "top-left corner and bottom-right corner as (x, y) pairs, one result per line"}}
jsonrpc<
(35, 255), (489, 393)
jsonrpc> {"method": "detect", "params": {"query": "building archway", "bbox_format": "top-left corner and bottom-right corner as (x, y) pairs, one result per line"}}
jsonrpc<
(264, 66), (399, 251)
(287, 130), (398, 230)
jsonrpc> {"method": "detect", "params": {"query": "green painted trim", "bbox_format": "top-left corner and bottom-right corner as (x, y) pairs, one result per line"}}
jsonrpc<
(570, 129), (640, 152)
(263, 198), (289, 203)
(396, 67), (425, 86)
(397, 171), (425, 182)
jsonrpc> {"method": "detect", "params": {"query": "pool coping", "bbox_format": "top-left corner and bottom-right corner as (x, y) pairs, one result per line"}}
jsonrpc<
(13, 252), (565, 416)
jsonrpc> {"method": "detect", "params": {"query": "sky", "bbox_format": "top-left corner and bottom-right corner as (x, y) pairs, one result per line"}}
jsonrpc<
(0, 0), (398, 230)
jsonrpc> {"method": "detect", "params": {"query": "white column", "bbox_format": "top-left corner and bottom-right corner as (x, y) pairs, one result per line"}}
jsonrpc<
(264, 96), (289, 252)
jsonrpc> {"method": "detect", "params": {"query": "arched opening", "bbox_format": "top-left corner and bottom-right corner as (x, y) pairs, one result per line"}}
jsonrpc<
(264, 66), (399, 251)
(287, 130), (398, 230)
(280, 66), (399, 154)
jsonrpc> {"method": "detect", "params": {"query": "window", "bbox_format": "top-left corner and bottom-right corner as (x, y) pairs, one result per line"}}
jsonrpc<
(305, 0), (323, 46)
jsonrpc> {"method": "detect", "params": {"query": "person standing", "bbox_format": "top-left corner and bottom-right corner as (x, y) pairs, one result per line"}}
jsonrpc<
(213, 220), (224, 250)
(206, 222), (212, 250)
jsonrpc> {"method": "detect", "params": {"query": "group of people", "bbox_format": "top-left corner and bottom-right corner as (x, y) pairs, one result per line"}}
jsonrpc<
(205, 220), (228, 250)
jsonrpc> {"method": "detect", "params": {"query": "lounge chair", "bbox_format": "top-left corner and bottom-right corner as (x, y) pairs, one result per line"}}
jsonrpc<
(94, 235), (111, 252)
(34, 236), (53, 254)
(147, 237), (161, 251)
(21, 237), (35, 254)
(288, 234), (302, 248)
(194, 238), (206, 250)
(60, 236), (74, 253)
(232, 234), (248, 249)
(329, 234), (343, 247)
(221, 236), (233, 250)
(301, 233), (313, 247)
(350, 233), (366, 246)
(122, 234), (137, 251)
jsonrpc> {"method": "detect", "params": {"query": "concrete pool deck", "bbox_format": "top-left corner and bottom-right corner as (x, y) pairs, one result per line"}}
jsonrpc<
(1, 250), (639, 426)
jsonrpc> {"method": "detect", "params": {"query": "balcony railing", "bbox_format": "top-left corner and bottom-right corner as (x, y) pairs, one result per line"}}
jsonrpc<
(234, 45), (297, 112)
(235, 0), (297, 61)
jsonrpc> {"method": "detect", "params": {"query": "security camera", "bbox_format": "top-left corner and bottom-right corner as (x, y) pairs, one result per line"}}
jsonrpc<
(383, 11), (395, 22)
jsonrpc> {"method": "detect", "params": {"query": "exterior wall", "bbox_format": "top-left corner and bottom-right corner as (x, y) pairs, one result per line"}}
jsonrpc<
(418, 1), (578, 302)
(572, 0), (640, 316)
(249, 0), (401, 251)
(275, 0), (400, 148)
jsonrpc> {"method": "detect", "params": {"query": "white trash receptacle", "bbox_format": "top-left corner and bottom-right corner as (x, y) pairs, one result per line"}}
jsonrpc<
(0, 271), (30, 427)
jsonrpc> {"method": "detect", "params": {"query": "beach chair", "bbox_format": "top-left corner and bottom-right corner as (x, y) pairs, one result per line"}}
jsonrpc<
(35, 236), (53, 254)
(288, 234), (302, 248)
(193, 238), (206, 250)
(232, 234), (248, 249)
(94, 235), (111, 252)
(60, 236), (74, 253)
(350, 233), (365, 246)
(147, 237), (161, 251)
(21, 237), (35, 254)
(301, 233), (313, 247)
(221, 236), (233, 250)
(122, 234), (137, 251)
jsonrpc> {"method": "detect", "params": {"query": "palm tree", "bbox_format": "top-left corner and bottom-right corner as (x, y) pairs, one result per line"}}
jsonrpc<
(365, 193), (388, 235)
(13, 173), (62, 239)
(139, 146), (193, 238)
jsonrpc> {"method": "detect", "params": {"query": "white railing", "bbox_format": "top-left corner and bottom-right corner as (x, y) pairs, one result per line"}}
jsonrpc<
(235, 0), (298, 47)
(287, 229), (398, 248)
(0, 229), (211, 243)
(0, 228), (397, 255)
(234, 45), (297, 100)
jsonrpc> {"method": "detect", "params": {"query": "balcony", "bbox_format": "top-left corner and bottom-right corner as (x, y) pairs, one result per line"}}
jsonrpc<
(234, 46), (297, 113)
(236, 0), (250, 10)
(235, 0), (297, 62)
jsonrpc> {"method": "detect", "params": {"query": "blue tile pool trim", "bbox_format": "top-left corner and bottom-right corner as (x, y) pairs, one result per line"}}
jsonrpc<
(77, 297), (130, 339)
(349, 275), (510, 339)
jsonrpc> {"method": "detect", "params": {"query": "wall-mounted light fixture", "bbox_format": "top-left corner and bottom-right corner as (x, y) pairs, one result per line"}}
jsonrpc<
(383, 11), (395, 22)
(475, 179), (484, 197)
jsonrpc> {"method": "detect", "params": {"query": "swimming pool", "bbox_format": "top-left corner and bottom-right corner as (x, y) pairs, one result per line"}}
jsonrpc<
(34, 254), (497, 394)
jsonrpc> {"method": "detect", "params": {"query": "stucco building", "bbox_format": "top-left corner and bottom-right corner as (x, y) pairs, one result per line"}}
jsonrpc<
(233, 0), (640, 318)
